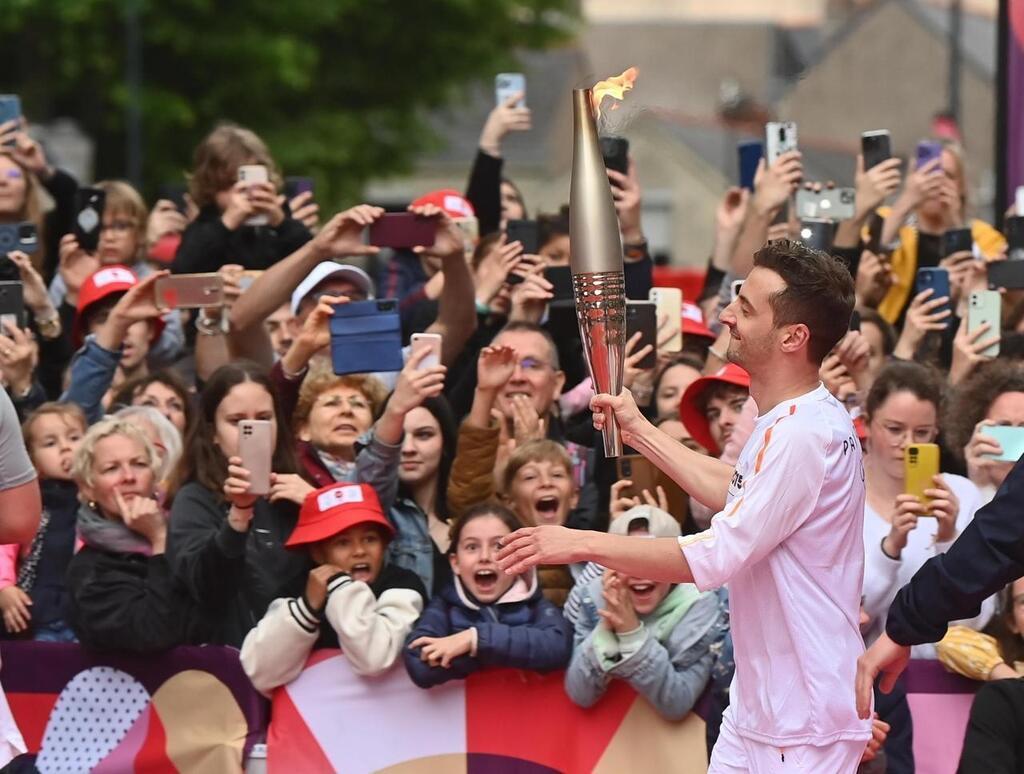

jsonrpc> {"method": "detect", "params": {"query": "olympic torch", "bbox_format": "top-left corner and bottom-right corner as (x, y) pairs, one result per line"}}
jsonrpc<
(569, 69), (636, 458)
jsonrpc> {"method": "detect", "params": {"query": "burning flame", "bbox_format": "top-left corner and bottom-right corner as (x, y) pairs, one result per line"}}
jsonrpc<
(590, 67), (639, 119)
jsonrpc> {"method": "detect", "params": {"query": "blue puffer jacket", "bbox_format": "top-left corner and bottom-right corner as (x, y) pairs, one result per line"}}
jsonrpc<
(404, 571), (572, 688)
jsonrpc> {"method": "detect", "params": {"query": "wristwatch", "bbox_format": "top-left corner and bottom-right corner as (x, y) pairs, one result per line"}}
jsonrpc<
(34, 312), (61, 340)
(196, 309), (229, 336)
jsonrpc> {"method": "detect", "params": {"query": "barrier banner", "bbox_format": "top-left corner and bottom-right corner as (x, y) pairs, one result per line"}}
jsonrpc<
(0, 642), (268, 773)
(266, 650), (709, 773)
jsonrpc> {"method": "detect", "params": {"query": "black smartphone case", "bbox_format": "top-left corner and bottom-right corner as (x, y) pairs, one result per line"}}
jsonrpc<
(626, 301), (657, 370)
(74, 188), (106, 253)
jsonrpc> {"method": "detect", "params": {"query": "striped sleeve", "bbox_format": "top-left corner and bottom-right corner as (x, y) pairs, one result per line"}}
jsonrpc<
(239, 597), (321, 696)
(679, 411), (826, 591)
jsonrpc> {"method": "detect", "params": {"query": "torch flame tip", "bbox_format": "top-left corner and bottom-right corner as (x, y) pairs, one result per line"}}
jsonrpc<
(590, 67), (639, 120)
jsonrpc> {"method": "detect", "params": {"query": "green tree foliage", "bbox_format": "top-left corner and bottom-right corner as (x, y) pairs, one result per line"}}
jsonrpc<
(0, 0), (575, 206)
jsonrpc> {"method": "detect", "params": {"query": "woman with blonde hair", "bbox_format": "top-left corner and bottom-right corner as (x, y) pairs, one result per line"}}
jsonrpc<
(66, 417), (205, 651)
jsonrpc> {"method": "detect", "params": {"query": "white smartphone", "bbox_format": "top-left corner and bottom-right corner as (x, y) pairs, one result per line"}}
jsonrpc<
(765, 121), (798, 166)
(495, 73), (526, 108)
(410, 332), (442, 370)
(238, 420), (272, 496)
(730, 279), (744, 302)
(982, 425), (1024, 462)
(1016, 185), (1024, 216)
(968, 290), (1001, 358)
(649, 287), (682, 352)
(237, 164), (269, 226)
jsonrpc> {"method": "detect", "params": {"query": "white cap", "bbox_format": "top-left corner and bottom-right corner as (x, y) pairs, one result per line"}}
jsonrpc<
(609, 504), (681, 539)
(290, 262), (376, 315)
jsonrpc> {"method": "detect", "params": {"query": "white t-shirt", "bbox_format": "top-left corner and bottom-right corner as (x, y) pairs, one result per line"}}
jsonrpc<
(679, 383), (871, 747)
(862, 473), (994, 658)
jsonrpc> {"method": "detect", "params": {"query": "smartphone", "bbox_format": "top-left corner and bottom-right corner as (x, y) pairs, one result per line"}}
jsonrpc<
(798, 218), (834, 253)
(368, 212), (437, 249)
(904, 444), (940, 513)
(238, 164), (269, 226)
(238, 420), (272, 497)
(156, 182), (188, 213)
(544, 266), (574, 303)
(989, 259), (1024, 290)
(765, 121), (798, 165)
(649, 287), (682, 352)
(738, 141), (763, 190)
(410, 332), (442, 370)
(730, 279), (743, 303)
(795, 187), (856, 221)
(0, 222), (36, 256)
(1005, 215), (1024, 259)
(981, 425), (1024, 462)
(866, 212), (885, 254)
(283, 176), (314, 201)
(916, 267), (952, 328)
(506, 219), (540, 255)
(626, 300), (657, 370)
(329, 298), (404, 375)
(0, 282), (24, 330)
(600, 136), (629, 177)
(968, 290), (1001, 358)
(915, 141), (943, 172)
(942, 228), (973, 258)
(0, 95), (21, 147)
(73, 187), (105, 253)
(1015, 186), (1024, 216)
(615, 454), (688, 524)
(616, 454), (660, 498)
(861, 130), (892, 170)
(495, 73), (526, 107)
(154, 273), (224, 309)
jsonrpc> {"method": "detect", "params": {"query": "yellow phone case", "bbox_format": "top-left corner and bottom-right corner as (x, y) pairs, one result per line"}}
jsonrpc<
(904, 443), (940, 513)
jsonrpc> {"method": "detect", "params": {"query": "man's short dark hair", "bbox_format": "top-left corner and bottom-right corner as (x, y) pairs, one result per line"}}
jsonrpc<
(496, 321), (561, 370)
(753, 239), (855, 364)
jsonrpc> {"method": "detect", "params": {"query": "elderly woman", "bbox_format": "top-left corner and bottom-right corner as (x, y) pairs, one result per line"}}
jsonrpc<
(66, 417), (203, 652)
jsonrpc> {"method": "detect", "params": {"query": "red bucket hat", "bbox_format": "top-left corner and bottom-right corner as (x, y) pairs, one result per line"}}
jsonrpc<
(73, 265), (165, 348)
(678, 363), (751, 456)
(411, 189), (475, 219)
(681, 301), (715, 342)
(286, 482), (395, 548)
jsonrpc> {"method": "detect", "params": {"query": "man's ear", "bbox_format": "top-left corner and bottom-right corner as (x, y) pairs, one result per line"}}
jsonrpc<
(551, 369), (566, 403)
(779, 323), (811, 356)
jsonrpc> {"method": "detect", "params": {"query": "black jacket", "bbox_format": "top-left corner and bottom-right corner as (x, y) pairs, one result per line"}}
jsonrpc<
(958, 678), (1024, 774)
(167, 482), (311, 648)
(171, 205), (311, 274)
(886, 457), (1024, 646)
(66, 547), (205, 653)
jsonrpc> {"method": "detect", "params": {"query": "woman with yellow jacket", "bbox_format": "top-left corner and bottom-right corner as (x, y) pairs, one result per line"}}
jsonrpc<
(877, 141), (1005, 326)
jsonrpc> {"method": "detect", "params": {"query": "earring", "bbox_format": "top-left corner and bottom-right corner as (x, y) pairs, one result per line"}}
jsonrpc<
(88, 501), (98, 511)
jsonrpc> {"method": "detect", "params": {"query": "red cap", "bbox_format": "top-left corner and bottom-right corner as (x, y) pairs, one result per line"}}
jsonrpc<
(411, 189), (475, 219)
(681, 301), (715, 341)
(286, 482), (395, 548)
(679, 363), (751, 456)
(73, 266), (165, 348)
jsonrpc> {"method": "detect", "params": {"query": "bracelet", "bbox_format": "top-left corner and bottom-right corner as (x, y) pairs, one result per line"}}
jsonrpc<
(880, 536), (900, 561)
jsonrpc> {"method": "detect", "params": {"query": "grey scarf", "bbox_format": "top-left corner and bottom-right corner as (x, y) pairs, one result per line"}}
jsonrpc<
(76, 502), (153, 556)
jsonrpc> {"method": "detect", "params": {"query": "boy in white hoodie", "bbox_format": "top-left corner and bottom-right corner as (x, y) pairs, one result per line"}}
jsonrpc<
(241, 482), (426, 694)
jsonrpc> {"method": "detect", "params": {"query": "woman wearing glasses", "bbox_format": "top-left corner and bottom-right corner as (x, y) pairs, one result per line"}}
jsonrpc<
(861, 360), (993, 658)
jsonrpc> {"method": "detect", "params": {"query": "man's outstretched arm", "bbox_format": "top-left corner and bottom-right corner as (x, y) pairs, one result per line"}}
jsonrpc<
(497, 527), (693, 583)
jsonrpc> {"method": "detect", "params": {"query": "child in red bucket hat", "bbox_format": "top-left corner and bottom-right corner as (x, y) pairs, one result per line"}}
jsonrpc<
(240, 482), (426, 693)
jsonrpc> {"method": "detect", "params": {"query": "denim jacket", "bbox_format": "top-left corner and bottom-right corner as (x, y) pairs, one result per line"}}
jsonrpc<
(60, 335), (121, 425)
(565, 575), (727, 721)
(387, 497), (438, 594)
